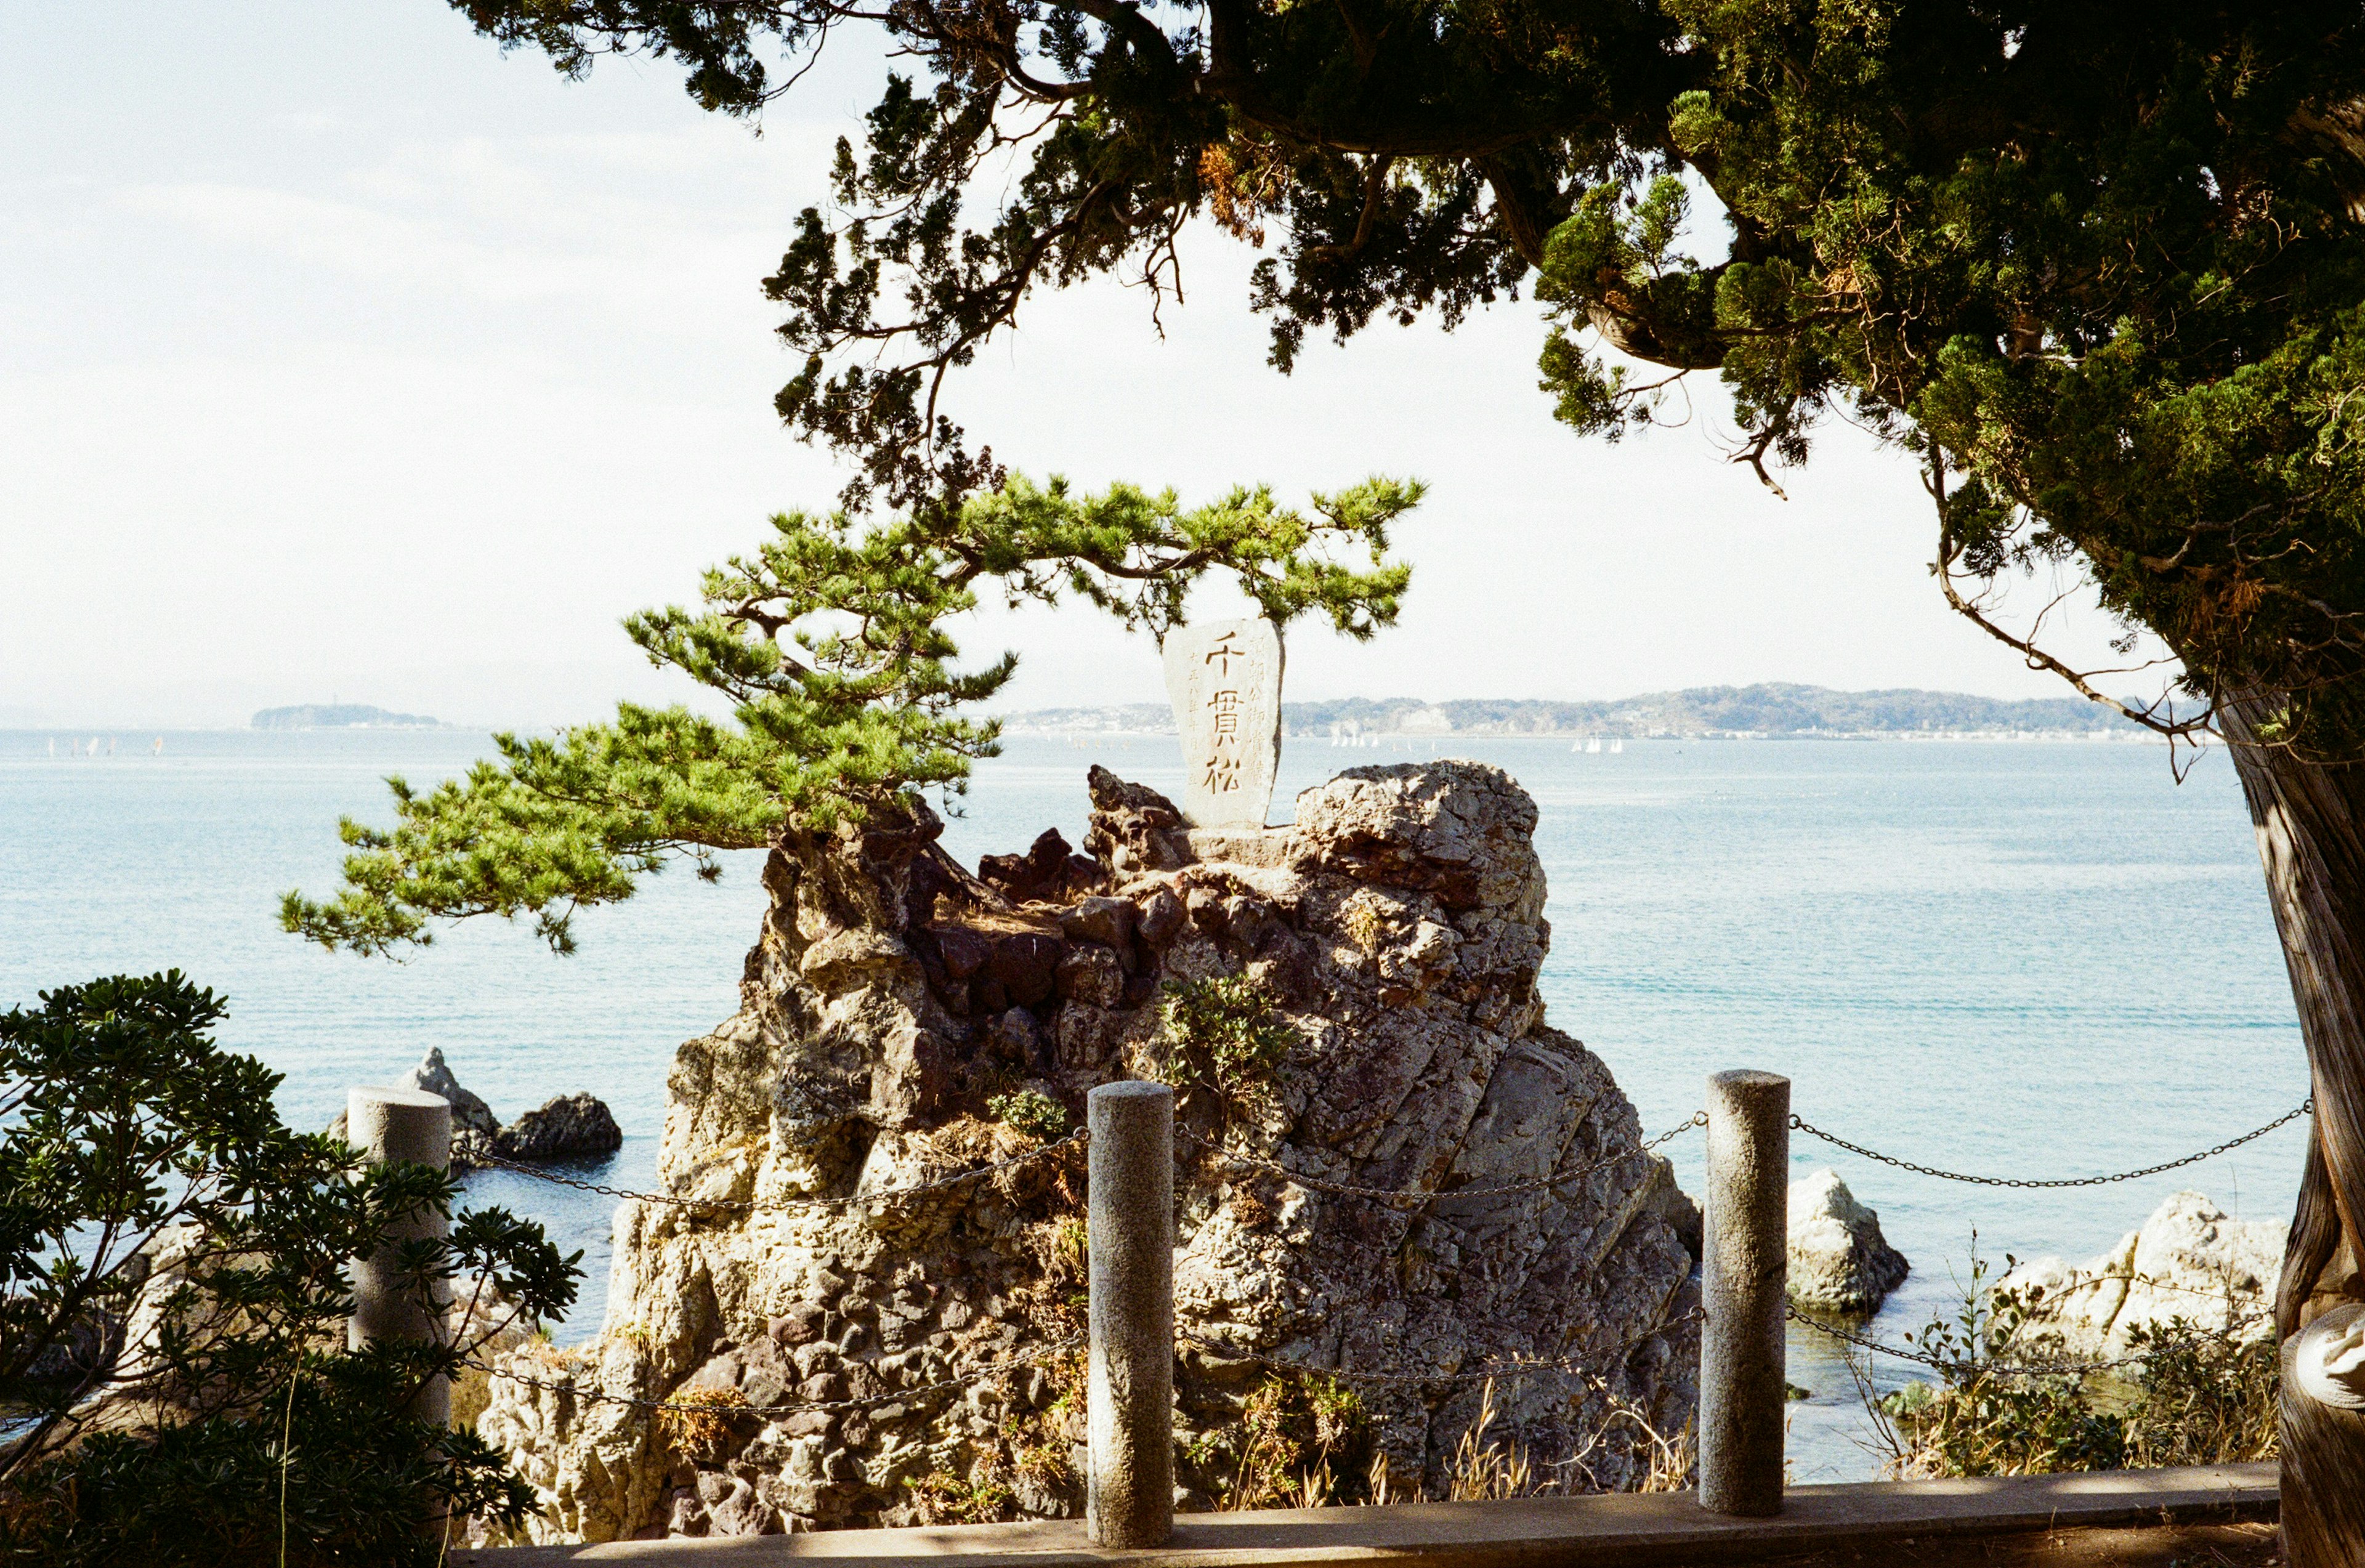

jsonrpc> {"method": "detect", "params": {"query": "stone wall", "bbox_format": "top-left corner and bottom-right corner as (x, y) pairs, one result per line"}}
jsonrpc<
(477, 761), (1699, 1543)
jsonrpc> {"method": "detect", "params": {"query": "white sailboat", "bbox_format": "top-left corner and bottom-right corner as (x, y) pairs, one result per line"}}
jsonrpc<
(1585, 737), (1602, 754)
(1609, 738), (1625, 754)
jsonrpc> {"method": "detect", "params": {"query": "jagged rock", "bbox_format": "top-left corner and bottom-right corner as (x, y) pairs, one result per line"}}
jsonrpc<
(979, 828), (1104, 903)
(404, 1046), (500, 1139)
(495, 1094), (625, 1163)
(475, 762), (1699, 1544)
(1999, 1190), (2282, 1360)
(1083, 764), (1192, 873)
(327, 1046), (499, 1169)
(1786, 1169), (1909, 1314)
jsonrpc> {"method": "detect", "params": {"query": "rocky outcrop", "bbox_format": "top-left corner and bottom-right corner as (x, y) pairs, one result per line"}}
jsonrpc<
(496, 1094), (625, 1162)
(1997, 1190), (2281, 1360)
(475, 762), (1700, 1543)
(1786, 1169), (1909, 1314)
(328, 1048), (620, 1170)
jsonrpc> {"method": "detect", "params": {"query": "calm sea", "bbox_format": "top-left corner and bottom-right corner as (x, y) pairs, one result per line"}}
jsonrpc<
(0, 728), (2308, 1483)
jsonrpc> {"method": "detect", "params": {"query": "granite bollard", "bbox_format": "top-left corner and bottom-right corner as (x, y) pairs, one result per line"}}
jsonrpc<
(347, 1084), (453, 1426)
(1086, 1080), (1174, 1548)
(1700, 1069), (1789, 1517)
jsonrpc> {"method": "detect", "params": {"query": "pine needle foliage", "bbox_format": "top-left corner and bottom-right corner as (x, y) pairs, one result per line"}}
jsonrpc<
(283, 475), (1419, 956)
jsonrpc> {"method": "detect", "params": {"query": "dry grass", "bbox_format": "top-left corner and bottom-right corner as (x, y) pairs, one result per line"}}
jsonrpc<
(653, 1387), (750, 1462)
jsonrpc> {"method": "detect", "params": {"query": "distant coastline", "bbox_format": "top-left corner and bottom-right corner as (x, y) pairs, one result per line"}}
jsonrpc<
(250, 703), (444, 731)
(997, 682), (2156, 742)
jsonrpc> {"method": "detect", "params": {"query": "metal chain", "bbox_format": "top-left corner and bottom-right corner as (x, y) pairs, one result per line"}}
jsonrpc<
(472, 1335), (1083, 1417)
(1178, 1113), (1706, 1206)
(1789, 1099), (2312, 1189)
(474, 1130), (1083, 1213)
(1786, 1304), (2270, 1378)
(1177, 1307), (1704, 1392)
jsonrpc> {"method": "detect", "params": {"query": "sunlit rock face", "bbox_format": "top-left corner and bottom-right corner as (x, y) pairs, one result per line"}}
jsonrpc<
(475, 761), (1699, 1543)
(1999, 1190), (2283, 1361)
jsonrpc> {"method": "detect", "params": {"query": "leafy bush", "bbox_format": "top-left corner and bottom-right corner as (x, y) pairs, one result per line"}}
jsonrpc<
(1859, 1243), (2275, 1479)
(1158, 975), (1295, 1095)
(0, 972), (581, 1566)
(2121, 1320), (2279, 1467)
(987, 1089), (1069, 1142)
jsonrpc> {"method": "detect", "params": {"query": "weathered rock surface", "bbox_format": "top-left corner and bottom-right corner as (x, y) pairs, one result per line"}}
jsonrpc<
(1998, 1190), (2282, 1360)
(476, 761), (1699, 1543)
(496, 1094), (626, 1163)
(1786, 1169), (1909, 1314)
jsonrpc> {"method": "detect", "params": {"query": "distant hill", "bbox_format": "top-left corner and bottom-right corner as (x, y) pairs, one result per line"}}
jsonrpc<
(1000, 683), (2145, 739)
(251, 704), (443, 731)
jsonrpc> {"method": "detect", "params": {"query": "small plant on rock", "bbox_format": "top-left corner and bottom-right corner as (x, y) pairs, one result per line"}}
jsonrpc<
(1159, 975), (1295, 1096)
(1193, 1372), (1369, 1509)
(655, 1386), (751, 1463)
(987, 1089), (1069, 1143)
(901, 1468), (1015, 1525)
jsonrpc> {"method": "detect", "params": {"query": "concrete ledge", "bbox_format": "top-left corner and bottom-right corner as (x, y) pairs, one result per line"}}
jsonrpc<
(453, 1463), (2276, 1566)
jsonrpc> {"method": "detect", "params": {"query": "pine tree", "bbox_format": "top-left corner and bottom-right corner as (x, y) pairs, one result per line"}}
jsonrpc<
(285, 476), (1418, 953)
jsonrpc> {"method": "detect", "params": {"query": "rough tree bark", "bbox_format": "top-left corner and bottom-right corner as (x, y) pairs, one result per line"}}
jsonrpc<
(2223, 697), (2365, 1566)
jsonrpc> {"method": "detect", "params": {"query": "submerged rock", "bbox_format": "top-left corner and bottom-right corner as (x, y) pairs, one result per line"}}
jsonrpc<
(1998, 1190), (2281, 1360)
(1787, 1169), (1909, 1314)
(474, 761), (1701, 1543)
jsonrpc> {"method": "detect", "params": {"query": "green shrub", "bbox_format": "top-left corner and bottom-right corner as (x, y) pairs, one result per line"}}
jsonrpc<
(984, 1088), (1069, 1149)
(1158, 975), (1294, 1094)
(0, 972), (582, 1565)
(2122, 1319), (2279, 1466)
(1858, 1241), (2276, 1479)
(987, 1089), (1069, 1142)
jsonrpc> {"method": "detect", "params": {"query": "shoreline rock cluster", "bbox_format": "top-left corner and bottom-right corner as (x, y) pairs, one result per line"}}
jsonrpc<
(474, 761), (1702, 1543)
(326, 1046), (623, 1169)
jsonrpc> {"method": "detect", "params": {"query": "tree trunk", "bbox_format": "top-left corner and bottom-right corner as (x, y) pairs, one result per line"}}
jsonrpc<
(2223, 699), (2365, 1566)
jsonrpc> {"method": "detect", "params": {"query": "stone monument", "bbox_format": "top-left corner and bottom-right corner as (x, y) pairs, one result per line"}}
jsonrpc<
(1161, 616), (1282, 828)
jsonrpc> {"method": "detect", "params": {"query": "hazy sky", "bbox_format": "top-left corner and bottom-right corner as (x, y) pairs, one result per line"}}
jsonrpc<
(1, 2), (2175, 729)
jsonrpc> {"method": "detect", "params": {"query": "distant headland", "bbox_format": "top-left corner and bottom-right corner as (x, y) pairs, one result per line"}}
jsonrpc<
(251, 704), (443, 731)
(1000, 682), (2149, 740)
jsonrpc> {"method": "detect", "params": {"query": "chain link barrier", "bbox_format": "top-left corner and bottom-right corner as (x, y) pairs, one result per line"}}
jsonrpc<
(1177, 1113), (1707, 1206)
(472, 1335), (1083, 1418)
(474, 1129), (1083, 1214)
(1788, 1099), (2311, 1189)
(1178, 1307), (1704, 1392)
(1785, 1303), (2272, 1378)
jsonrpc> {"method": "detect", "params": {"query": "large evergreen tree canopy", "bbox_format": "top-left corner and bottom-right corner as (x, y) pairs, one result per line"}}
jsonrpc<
(456, 0), (2365, 752)
(285, 476), (1416, 955)
(398, 4), (2365, 1554)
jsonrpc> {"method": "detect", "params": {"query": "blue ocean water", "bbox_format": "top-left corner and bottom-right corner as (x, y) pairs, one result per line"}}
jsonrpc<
(0, 729), (2308, 1483)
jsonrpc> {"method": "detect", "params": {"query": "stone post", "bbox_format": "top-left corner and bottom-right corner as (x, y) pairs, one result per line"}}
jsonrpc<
(1086, 1080), (1174, 1548)
(1699, 1068), (1789, 1516)
(347, 1085), (453, 1426)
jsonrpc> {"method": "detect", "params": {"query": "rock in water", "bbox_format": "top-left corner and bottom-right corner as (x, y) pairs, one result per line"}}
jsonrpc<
(475, 762), (1699, 1543)
(327, 1046), (499, 1168)
(1998, 1190), (2281, 1360)
(402, 1046), (499, 1138)
(495, 1094), (625, 1162)
(1786, 1169), (1909, 1314)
